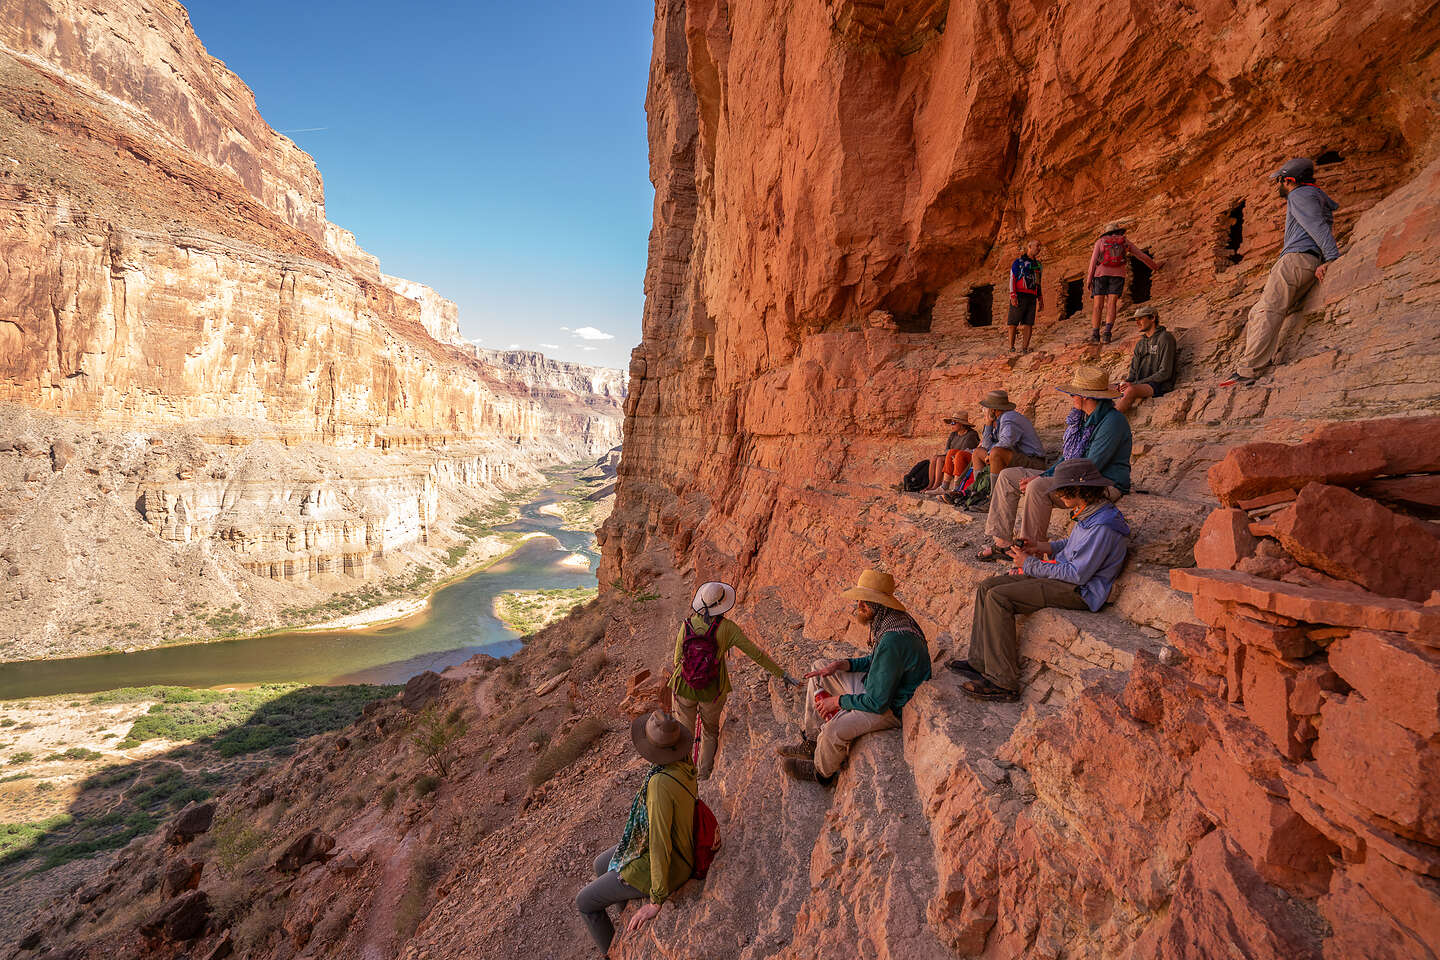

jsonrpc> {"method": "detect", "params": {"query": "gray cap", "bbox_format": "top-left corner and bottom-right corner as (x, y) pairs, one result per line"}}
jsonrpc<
(1271, 158), (1315, 182)
(1133, 305), (1158, 319)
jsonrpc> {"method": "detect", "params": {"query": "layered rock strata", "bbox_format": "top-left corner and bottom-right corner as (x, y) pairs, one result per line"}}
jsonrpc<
(0, 0), (624, 656)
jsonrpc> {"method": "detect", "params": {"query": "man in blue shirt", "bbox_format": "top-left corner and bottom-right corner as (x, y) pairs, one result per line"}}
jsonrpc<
(1222, 158), (1341, 387)
(972, 389), (1046, 478)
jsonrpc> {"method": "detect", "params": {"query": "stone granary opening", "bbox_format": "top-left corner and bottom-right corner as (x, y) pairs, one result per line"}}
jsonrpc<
(1316, 149), (1344, 166)
(1063, 277), (1084, 316)
(966, 284), (994, 326)
(1129, 252), (1154, 303)
(1223, 200), (1246, 266)
(895, 291), (937, 333)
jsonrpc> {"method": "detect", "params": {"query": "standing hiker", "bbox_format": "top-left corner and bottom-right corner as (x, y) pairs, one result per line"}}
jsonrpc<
(1220, 158), (1341, 387)
(1007, 240), (1044, 353)
(576, 711), (697, 953)
(1085, 222), (1161, 343)
(979, 366), (1130, 560)
(777, 571), (931, 784)
(1113, 305), (1179, 414)
(950, 459), (1130, 701)
(671, 581), (799, 781)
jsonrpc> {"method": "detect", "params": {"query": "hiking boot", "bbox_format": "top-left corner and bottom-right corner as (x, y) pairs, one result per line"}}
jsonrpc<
(781, 757), (834, 785)
(775, 737), (817, 760)
(1218, 372), (1257, 388)
(1088, 329), (1101, 343)
(1101, 324), (1114, 343)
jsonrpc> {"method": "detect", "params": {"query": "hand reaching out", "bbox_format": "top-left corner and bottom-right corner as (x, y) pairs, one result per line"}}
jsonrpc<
(804, 659), (847, 680)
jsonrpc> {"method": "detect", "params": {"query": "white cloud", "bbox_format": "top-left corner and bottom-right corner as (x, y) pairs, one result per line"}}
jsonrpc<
(508, 343), (522, 349)
(559, 326), (571, 332)
(581, 346), (598, 351)
(572, 326), (614, 341)
(540, 343), (560, 350)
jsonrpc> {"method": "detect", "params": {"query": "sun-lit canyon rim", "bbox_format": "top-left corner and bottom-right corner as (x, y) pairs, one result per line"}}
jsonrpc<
(0, 0), (625, 658)
(5, 0), (1440, 958)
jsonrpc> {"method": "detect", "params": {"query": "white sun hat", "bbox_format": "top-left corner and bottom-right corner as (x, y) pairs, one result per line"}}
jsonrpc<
(691, 581), (736, 617)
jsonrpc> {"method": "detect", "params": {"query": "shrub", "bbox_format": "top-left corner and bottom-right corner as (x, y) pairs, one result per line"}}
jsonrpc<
(411, 704), (468, 778)
(381, 784), (398, 810)
(7, 752), (33, 765)
(213, 813), (268, 871)
(413, 774), (440, 797)
(394, 849), (442, 940)
(527, 718), (606, 789)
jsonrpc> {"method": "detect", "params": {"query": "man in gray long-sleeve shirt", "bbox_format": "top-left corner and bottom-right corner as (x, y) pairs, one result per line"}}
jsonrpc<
(1222, 157), (1341, 386)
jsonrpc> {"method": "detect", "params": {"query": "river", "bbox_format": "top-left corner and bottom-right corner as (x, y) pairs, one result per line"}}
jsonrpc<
(0, 481), (600, 699)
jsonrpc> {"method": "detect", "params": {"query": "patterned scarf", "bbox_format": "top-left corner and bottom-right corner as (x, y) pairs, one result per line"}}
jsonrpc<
(870, 605), (924, 644)
(1061, 407), (1095, 461)
(609, 764), (664, 874)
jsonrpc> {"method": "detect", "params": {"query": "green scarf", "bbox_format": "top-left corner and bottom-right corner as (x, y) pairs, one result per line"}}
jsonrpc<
(609, 764), (664, 874)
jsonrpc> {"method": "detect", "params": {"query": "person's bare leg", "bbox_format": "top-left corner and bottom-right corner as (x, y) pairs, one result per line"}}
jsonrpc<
(1104, 296), (1119, 340)
(1021, 324), (1033, 351)
(925, 456), (944, 490)
(1091, 295), (1104, 335)
(1116, 382), (1152, 414)
(1008, 324), (1017, 350)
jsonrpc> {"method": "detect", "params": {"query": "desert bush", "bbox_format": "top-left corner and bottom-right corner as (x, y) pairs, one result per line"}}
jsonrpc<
(381, 784), (398, 810)
(411, 704), (468, 777)
(413, 774), (440, 797)
(527, 717), (606, 789)
(395, 849), (442, 940)
(213, 813), (268, 871)
(573, 648), (609, 684)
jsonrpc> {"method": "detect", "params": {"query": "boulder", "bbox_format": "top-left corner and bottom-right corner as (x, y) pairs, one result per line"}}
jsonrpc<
(166, 801), (215, 843)
(1272, 484), (1440, 603)
(49, 439), (76, 471)
(1305, 416), (1440, 476)
(272, 829), (335, 872)
(1207, 436), (1389, 506)
(1360, 474), (1440, 511)
(1327, 630), (1440, 738)
(401, 670), (456, 712)
(1172, 568), (1440, 639)
(1314, 694), (1440, 843)
(1193, 508), (1258, 570)
(141, 890), (210, 942)
(163, 857), (203, 896)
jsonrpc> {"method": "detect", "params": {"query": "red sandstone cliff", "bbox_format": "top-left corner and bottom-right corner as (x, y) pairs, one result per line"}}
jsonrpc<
(0, 0), (624, 655)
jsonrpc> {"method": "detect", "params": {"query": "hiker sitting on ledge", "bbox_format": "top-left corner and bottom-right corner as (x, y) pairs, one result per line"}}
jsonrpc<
(1113, 305), (1178, 414)
(899, 412), (979, 493)
(671, 581), (799, 781)
(778, 570), (931, 784)
(951, 459), (1131, 702)
(979, 366), (1130, 561)
(576, 711), (697, 953)
(973, 389), (1046, 477)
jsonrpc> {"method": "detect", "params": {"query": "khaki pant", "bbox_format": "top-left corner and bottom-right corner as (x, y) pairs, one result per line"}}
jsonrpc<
(1238, 251), (1321, 378)
(985, 467), (1120, 544)
(673, 693), (726, 779)
(968, 574), (1090, 691)
(803, 659), (900, 777)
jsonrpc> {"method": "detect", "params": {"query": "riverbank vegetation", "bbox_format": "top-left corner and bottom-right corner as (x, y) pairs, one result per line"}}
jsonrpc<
(493, 587), (599, 636)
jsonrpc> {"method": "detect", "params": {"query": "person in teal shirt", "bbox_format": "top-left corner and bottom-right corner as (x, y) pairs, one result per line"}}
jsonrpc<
(778, 570), (931, 784)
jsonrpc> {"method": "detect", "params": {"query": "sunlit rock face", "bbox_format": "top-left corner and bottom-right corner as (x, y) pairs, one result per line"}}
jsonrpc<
(0, 0), (625, 654)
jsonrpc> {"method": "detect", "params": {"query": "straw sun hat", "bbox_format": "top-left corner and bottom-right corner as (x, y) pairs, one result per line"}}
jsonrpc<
(1056, 365), (1122, 400)
(840, 569), (907, 612)
(630, 710), (694, 765)
(944, 412), (975, 428)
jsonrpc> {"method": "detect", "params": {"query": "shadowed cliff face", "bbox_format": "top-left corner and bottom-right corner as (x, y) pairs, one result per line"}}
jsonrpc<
(0, 0), (625, 655)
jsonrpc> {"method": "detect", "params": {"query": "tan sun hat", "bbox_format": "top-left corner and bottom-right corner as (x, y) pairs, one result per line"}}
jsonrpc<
(978, 390), (1016, 412)
(692, 581), (736, 617)
(630, 710), (694, 766)
(840, 569), (906, 612)
(1056, 364), (1122, 400)
(1132, 305), (1158, 319)
(1102, 218), (1132, 234)
(943, 412), (975, 428)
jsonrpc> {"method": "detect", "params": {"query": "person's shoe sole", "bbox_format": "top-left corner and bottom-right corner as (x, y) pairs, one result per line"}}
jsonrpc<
(1218, 374), (1257, 388)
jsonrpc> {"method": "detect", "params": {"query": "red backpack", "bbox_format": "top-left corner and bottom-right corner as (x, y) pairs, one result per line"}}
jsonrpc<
(679, 615), (722, 689)
(1099, 234), (1128, 268)
(661, 772), (720, 879)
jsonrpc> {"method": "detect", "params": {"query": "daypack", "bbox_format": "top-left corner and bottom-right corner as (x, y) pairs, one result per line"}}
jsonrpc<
(1099, 234), (1128, 269)
(1013, 256), (1040, 295)
(661, 771), (720, 879)
(948, 465), (994, 510)
(679, 615), (722, 689)
(902, 458), (930, 492)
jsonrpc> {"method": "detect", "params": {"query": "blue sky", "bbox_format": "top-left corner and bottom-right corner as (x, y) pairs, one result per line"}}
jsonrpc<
(187, 1), (654, 370)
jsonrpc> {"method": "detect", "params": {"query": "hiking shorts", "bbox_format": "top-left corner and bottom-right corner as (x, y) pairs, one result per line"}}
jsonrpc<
(1091, 275), (1123, 297)
(1007, 293), (1037, 326)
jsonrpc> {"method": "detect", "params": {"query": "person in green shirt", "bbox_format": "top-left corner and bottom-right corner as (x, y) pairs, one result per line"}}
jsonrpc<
(576, 711), (698, 954)
(670, 581), (800, 780)
(778, 570), (932, 784)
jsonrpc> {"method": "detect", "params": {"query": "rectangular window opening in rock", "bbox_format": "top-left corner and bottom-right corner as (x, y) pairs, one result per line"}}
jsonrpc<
(1223, 201), (1246, 267)
(1315, 149), (1344, 166)
(1130, 254), (1154, 303)
(1063, 278), (1084, 317)
(895, 292), (937, 333)
(966, 285), (994, 327)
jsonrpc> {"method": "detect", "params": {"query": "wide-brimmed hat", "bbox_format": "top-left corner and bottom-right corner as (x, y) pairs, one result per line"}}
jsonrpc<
(1056, 365), (1122, 400)
(1102, 219), (1131, 234)
(1049, 458), (1111, 489)
(1132, 305), (1158, 320)
(692, 581), (736, 617)
(943, 411), (975, 428)
(840, 569), (906, 612)
(978, 390), (1016, 412)
(630, 710), (694, 765)
(1271, 157), (1315, 183)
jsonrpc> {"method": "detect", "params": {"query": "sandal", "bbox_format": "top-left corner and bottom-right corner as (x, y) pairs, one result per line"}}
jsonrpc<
(960, 679), (1020, 702)
(975, 545), (1007, 562)
(946, 658), (983, 678)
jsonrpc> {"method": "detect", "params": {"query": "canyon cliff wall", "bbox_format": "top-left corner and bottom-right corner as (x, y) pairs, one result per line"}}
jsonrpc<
(0, 0), (624, 657)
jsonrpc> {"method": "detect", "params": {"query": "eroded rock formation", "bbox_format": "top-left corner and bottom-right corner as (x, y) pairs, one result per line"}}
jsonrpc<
(0, 0), (624, 655)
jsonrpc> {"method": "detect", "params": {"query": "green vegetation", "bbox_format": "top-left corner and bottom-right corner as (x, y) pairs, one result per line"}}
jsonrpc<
(610, 579), (660, 606)
(494, 587), (599, 636)
(213, 812), (269, 871)
(528, 717), (606, 789)
(411, 704), (468, 777)
(96, 683), (398, 757)
(43, 747), (103, 762)
(443, 543), (469, 567)
(413, 774), (440, 797)
(6, 752), (32, 765)
(395, 848), (442, 940)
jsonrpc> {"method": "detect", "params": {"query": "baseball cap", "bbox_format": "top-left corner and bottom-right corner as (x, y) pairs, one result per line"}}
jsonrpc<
(1270, 158), (1315, 182)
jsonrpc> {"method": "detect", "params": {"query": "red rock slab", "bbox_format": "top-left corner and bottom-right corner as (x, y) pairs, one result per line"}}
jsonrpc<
(1285, 764), (1440, 878)
(1172, 568), (1440, 643)
(1190, 739), (1337, 896)
(1305, 416), (1440, 477)
(1238, 489), (1300, 511)
(1149, 830), (1323, 960)
(1272, 483), (1440, 603)
(1328, 630), (1440, 738)
(1207, 436), (1389, 506)
(1240, 652), (1338, 761)
(1314, 694), (1440, 844)
(1319, 855), (1440, 960)
(1192, 508), (1258, 570)
(1360, 474), (1440, 510)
